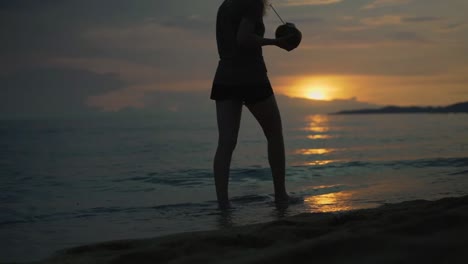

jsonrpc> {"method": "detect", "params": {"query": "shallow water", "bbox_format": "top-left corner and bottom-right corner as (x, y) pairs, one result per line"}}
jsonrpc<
(1, 113), (467, 262)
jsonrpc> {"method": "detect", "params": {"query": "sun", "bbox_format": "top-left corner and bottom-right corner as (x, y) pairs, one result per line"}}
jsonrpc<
(277, 76), (340, 100)
(306, 89), (328, 100)
(300, 79), (332, 100)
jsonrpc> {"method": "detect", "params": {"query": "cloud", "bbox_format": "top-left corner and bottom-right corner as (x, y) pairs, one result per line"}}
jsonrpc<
(0, 0), (218, 62)
(0, 0), (59, 10)
(278, 0), (344, 7)
(363, 0), (411, 10)
(402, 16), (443, 23)
(93, 90), (381, 117)
(360, 15), (402, 26)
(48, 57), (165, 84)
(271, 15), (324, 25)
(86, 87), (147, 112)
(438, 22), (466, 32)
(0, 67), (125, 118)
(155, 15), (213, 32)
(81, 20), (215, 56)
(298, 29), (429, 50)
(391, 31), (427, 43)
(340, 15), (444, 31)
(0, 0), (466, 113)
(86, 77), (212, 112)
(336, 14), (450, 37)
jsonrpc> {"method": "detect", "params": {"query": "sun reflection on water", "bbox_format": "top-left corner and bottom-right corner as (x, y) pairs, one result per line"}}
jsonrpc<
(304, 191), (354, 213)
(295, 114), (341, 166)
(305, 115), (329, 128)
(307, 135), (333, 140)
(295, 148), (335, 155)
(303, 114), (336, 139)
(306, 126), (329, 133)
(305, 160), (335, 166)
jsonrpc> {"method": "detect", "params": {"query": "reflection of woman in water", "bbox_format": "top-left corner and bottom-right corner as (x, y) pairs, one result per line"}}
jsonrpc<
(211, 0), (296, 209)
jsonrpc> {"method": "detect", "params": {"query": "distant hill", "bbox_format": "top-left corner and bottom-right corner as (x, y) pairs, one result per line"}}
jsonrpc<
(334, 102), (468, 115)
(277, 95), (380, 116)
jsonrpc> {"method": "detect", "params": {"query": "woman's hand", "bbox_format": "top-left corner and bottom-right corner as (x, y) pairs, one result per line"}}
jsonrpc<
(275, 34), (297, 52)
(237, 18), (300, 51)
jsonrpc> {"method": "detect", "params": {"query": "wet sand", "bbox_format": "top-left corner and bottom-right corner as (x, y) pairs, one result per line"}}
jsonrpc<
(38, 195), (468, 264)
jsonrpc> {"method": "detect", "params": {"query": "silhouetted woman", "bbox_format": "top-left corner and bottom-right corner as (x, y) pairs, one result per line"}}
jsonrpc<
(211, 0), (296, 209)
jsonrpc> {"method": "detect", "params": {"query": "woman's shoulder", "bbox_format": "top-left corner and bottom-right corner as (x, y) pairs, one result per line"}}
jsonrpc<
(219, 0), (263, 20)
(239, 0), (264, 19)
(238, 0), (263, 9)
(225, 0), (262, 9)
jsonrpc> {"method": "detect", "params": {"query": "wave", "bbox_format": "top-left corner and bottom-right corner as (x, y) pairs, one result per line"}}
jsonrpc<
(4, 157), (465, 227)
(0, 193), (299, 227)
(108, 157), (468, 188)
(449, 170), (468, 176)
(292, 157), (468, 171)
(0, 202), (214, 227)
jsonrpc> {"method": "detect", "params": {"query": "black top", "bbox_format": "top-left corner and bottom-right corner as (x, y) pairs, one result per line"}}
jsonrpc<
(213, 0), (269, 85)
(216, 0), (265, 62)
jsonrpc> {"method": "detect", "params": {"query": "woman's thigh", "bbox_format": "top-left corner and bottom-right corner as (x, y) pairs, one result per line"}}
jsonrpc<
(246, 95), (283, 138)
(216, 100), (243, 143)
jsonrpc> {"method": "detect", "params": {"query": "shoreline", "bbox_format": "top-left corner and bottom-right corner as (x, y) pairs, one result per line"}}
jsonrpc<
(35, 194), (468, 264)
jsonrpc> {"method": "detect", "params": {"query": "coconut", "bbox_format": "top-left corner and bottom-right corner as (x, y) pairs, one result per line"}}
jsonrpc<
(275, 22), (302, 50)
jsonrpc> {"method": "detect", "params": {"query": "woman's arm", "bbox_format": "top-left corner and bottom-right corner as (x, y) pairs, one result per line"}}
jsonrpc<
(237, 17), (294, 51)
(237, 17), (276, 47)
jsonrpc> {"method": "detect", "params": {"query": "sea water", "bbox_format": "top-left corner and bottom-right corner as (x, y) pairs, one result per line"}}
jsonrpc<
(1, 113), (467, 262)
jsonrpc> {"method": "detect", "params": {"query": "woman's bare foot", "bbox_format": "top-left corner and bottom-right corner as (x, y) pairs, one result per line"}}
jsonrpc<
(274, 193), (290, 205)
(275, 193), (302, 205)
(217, 200), (232, 210)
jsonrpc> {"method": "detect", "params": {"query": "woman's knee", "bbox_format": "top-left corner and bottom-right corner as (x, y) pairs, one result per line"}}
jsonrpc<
(217, 137), (238, 152)
(266, 133), (284, 144)
(263, 124), (284, 141)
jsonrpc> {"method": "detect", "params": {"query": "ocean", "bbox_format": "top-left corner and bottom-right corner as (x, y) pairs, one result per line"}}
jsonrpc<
(1, 112), (467, 262)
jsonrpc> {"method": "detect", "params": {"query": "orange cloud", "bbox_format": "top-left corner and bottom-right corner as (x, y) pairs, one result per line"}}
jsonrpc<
(279, 0), (343, 6)
(360, 15), (403, 26)
(363, 0), (411, 10)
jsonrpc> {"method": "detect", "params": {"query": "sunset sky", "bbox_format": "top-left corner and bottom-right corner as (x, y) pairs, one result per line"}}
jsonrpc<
(1, 0), (467, 116)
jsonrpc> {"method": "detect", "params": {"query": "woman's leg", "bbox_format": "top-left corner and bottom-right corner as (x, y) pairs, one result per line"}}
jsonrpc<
(214, 100), (243, 208)
(246, 95), (289, 202)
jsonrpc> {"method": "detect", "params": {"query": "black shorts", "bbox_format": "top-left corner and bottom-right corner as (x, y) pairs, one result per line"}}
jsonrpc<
(210, 82), (273, 105)
(211, 58), (273, 105)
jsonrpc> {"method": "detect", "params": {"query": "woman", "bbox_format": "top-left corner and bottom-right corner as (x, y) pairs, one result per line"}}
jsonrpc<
(211, 0), (297, 209)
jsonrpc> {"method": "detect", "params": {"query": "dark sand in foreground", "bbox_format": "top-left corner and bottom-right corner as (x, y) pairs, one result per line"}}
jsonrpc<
(37, 195), (468, 264)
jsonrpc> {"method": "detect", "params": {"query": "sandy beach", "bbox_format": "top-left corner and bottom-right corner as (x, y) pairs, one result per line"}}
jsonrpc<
(35, 195), (468, 264)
